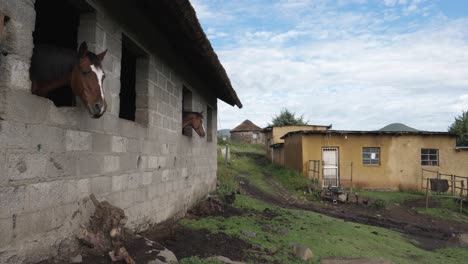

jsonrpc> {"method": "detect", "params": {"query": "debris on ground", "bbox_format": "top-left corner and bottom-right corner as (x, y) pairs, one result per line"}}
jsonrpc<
(188, 194), (241, 217)
(77, 194), (135, 264)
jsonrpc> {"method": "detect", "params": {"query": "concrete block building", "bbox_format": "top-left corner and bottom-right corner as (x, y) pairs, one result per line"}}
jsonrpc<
(0, 0), (241, 262)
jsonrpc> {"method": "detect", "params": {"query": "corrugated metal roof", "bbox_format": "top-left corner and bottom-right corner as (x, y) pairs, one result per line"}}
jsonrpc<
(281, 130), (455, 139)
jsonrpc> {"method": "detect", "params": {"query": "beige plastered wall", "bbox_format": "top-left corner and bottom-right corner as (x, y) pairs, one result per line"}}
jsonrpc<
(285, 133), (468, 190)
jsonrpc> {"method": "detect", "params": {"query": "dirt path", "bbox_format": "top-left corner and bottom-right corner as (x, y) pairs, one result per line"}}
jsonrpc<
(238, 176), (468, 250)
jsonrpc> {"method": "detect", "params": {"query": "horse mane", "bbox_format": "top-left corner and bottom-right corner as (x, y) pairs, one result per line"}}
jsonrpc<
(30, 45), (78, 82)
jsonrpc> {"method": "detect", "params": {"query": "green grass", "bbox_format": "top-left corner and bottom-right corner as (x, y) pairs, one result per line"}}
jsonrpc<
(181, 195), (468, 264)
(358, 190), (423, 206)
(416, 197), (468, 223)
(179, 256), (222, 264)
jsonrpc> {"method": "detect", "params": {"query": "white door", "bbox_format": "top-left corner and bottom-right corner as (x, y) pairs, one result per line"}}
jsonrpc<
(322, 147), (339, 188)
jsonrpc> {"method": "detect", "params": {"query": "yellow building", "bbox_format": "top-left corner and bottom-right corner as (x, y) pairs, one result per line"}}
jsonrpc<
(281, 130), (468, 190)
(261, 125), (331, 164)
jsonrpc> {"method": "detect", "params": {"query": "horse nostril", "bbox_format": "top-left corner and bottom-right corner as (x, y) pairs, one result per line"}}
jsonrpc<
(94, 103), (102, 111)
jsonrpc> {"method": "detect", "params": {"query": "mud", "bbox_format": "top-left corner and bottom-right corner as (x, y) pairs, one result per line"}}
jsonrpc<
(239, 178), (468, 250)
(143, 223), (251, 262)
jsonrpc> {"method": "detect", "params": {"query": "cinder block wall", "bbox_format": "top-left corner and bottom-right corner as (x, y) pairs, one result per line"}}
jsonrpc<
(0, 0), (218, 262)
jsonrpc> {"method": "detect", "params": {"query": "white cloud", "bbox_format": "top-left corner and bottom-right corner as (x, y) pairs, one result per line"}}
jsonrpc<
(191, 0), (468, 131)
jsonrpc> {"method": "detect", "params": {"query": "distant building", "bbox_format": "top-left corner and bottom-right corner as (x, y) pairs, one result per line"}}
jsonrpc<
(261, 125), (332, 164)
(230, 120), (264, 144)
(281, 126), (468, 190)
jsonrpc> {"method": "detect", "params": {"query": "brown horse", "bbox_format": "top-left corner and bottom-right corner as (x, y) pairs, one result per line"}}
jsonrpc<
(30, 42), (108, 118)
(182, 111), (206, 137)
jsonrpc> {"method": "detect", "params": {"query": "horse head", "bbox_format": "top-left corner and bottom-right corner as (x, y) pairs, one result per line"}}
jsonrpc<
(72, 42), (108, 118)
(183, 111), (206, 137)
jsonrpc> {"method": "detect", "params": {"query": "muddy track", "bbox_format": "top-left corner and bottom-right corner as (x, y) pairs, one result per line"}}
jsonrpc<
(239, 177), (465, 250)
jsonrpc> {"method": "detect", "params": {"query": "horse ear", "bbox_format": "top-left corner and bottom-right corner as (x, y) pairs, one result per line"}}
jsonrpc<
(78, 42), (88, 58)
(97, 49), (108, 61)
(200, 111), (204, 116)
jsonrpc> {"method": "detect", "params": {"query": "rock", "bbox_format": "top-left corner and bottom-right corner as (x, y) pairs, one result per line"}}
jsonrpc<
(252, 243), (262, 250)
(320, 258), (392, 264)
(347, 193), (359, 203)
(70, 254), (82, 263)
(209, 256), (246, 264)
(242, 230), (257, 238)
(277, 228), (289, 235)
(293, 244), (314, 261)
(265, 247), (278, 254)
(147, 248), (179, 264)
(337, 193), (347, 203)
(261, 225), (273, 232)
(460, 233), (468, 247)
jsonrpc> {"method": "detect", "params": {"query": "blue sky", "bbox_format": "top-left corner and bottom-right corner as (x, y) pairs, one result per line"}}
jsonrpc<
(190, 0), (468, 131)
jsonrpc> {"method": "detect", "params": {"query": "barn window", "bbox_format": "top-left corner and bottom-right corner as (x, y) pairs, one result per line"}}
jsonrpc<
(206, 106), (213, 142)
(182, 86), (193, 136)
(119, 35), (147, 122)
(362, 147), (380, 165)
(421, 149), (438, 166)
(32, 0), (92, 107)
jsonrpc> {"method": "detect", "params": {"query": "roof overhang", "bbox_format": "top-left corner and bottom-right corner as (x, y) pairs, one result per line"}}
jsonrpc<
(281, 130), (456, 139)
(95, 0), (242, 108)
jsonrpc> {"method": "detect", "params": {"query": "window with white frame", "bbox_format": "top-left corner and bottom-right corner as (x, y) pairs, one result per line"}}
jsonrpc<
(362, 147), (380, 165)
(421, 149), (438, 166)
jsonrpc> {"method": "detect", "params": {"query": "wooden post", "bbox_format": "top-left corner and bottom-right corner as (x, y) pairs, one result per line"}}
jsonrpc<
(0, 13), (4, 38)
(224, 144), (229, 165)
(451, 175), (455, 197)
(425, 178), (430, 209)
(461, 180), (465, 213)
(350, 161), (353, 192)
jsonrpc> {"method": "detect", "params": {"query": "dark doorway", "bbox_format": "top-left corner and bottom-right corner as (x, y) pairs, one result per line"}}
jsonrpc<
(119, 35), (141, 121)
(32, 0), (91, 107)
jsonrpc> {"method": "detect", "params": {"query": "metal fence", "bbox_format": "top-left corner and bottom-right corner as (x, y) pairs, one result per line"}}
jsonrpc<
(421, 168), (468, 212)
(307, 160), (353, 191)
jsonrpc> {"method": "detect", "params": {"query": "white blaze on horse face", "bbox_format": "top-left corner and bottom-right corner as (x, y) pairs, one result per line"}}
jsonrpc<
(90, 64), (105, 99)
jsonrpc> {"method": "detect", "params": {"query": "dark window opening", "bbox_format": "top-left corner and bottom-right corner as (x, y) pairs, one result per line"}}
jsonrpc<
(32, 0), (91, 107)
(421, 148), (439, 166)
(362, 147), (380, 165)
(207, 106), (213, 142)
(119, 35), (146, 121)
(182, 86), (193, 136)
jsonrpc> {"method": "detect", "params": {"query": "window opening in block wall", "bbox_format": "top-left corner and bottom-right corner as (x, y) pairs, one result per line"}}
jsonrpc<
(207, 106), (213, 142)
(119, 34), (147, 121)
(32, 0), (92, 107)
(182, 86), (193, 136)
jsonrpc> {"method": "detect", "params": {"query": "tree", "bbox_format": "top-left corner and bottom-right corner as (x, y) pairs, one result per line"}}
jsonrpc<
(448, 110), (468, 146)
(268, 109), (308, 126)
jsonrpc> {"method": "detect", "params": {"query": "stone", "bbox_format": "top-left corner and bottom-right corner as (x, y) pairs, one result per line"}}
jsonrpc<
(347, 193), (359, 203)
(241, 230), (256, 238)
(460, 233), (468, 247)
(293, 244), (314, 261)
(337, 193), (347, 203)
(261, 225), (273, 232)
(277, 228), (289, 235)
(70, 254), (82, 263)
(147, 248), (178, 264)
